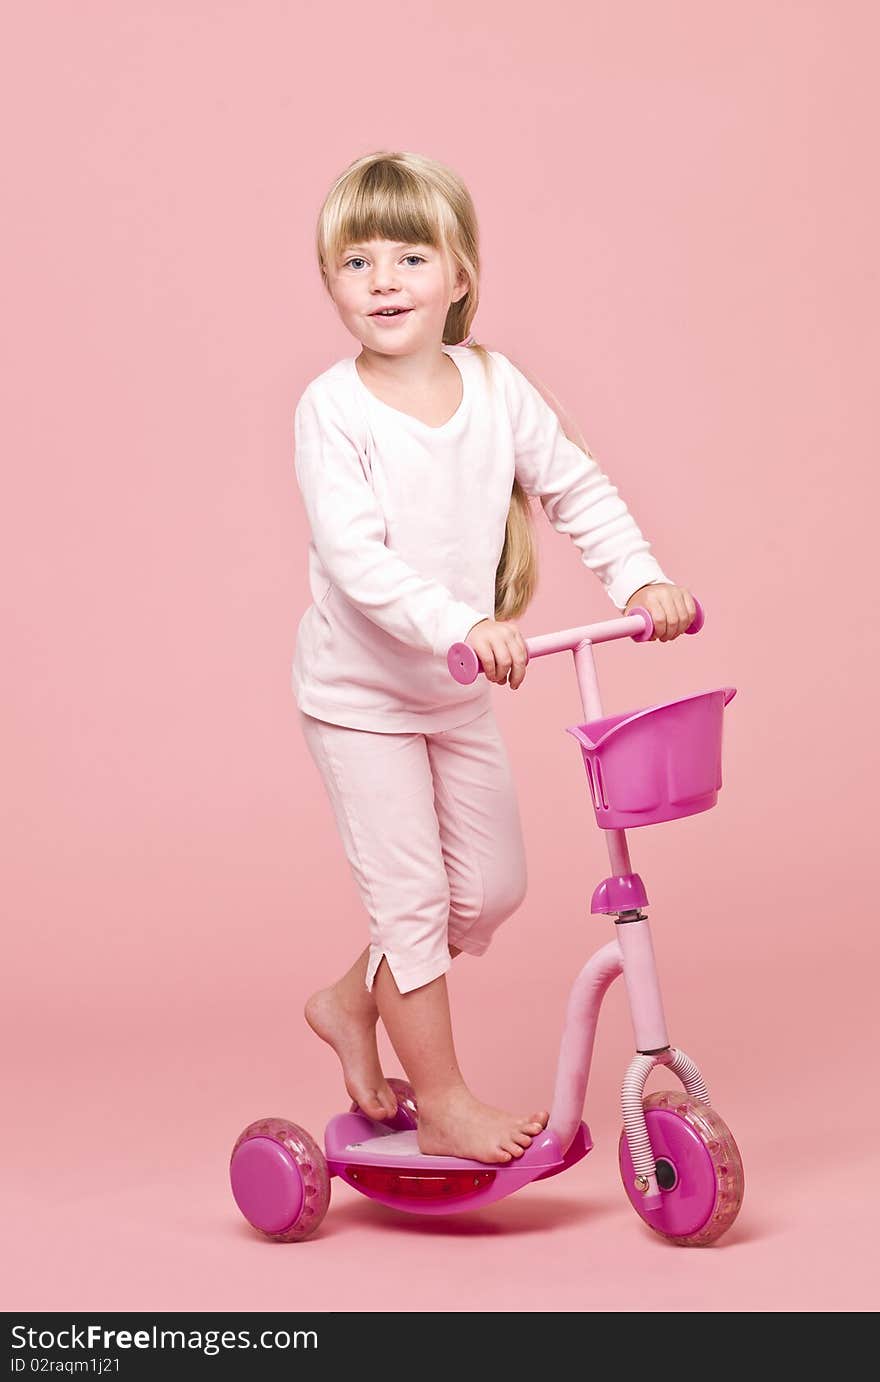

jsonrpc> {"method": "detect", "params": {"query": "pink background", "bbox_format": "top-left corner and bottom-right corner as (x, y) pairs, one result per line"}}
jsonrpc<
(3, 2), (878, 1312)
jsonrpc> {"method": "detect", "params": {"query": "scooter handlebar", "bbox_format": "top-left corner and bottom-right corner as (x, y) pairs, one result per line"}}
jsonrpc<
(447, 597), (705, 685)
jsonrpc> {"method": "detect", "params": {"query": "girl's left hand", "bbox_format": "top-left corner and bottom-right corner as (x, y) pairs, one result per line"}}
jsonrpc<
(623, 584), (697, 642)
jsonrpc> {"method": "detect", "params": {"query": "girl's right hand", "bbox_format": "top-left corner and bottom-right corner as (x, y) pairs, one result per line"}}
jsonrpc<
(465, 618), (529, 689)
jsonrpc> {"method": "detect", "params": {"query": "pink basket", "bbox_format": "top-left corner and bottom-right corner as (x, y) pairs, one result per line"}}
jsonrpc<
(566, 686), (737, 829)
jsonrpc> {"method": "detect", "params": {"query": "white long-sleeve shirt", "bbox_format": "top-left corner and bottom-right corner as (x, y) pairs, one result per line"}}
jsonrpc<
(291, 344), (672, 732)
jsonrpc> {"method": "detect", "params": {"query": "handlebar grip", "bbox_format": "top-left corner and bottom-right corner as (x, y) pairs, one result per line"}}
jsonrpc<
(629, 595), (705, 641)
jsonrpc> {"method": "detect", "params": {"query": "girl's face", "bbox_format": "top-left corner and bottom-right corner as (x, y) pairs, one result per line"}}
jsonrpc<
(325, 238), (468, 356)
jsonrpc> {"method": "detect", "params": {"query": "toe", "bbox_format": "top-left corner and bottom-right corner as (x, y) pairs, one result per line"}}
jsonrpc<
(352, 1084), (391, 1121)
(368, 1086), (398, 1119)
(519, 1114), (543, 1132)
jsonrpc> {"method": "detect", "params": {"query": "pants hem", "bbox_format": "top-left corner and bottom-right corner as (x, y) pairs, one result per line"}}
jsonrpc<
(365, 947), (453, 996)
(446, 931), (491, 957)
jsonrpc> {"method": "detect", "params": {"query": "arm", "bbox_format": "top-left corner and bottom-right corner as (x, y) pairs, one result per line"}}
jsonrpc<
(294, 387), (490, 657)
(499, 355), (673, 610)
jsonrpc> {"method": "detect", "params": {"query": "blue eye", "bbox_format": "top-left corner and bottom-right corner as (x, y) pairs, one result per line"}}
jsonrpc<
(343, 254), (426, 269)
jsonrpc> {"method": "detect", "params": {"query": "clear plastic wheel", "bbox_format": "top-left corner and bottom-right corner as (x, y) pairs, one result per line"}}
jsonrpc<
(350, 1075), (419, 1131)
(619, 1091), (744, 1246)
(230, 1118), (330, 1242)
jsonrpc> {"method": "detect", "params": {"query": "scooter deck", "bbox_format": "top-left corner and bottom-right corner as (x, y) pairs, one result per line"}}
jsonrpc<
(324, 1111), (592, 1176)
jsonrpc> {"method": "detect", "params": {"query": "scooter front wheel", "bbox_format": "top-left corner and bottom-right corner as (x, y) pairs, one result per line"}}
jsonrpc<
(230, 1118), (330, 1242)
(619, 1091), (744, 1246)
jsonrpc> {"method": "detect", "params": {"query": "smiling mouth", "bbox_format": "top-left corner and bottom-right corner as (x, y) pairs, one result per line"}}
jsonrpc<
(370, 308), (412, 317)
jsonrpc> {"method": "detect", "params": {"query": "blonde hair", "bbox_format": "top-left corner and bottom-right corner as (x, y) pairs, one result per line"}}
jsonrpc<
(315, 150), (538, 623)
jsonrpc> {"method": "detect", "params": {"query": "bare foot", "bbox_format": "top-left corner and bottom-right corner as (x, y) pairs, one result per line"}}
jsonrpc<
(304, 985), (398, 1122)
(417, 1085), (550, 1164)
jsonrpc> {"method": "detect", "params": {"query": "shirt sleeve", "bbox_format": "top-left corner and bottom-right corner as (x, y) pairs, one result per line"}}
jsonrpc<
(293, 385), (491, 657)
(498, 354), (674, 610)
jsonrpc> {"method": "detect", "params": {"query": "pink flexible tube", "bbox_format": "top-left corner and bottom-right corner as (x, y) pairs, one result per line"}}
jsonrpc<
(621, 1047), (712, 1204)
(667, 1048), (711, 1104)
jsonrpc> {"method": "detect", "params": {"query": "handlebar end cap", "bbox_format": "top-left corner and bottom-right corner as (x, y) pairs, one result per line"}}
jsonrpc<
(447, 642), (480, 684)
(628, 606), (654, 642)
(685, 597), (705, 634)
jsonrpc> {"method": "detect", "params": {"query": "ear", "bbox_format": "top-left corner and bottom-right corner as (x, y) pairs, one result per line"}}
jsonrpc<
(451, 264), (470, 305)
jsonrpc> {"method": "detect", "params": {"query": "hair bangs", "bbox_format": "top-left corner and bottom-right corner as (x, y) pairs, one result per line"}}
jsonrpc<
(320, 161), (455, 276)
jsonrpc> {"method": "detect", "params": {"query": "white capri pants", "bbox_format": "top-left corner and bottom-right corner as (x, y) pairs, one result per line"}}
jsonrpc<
(298, 706), (528, 995)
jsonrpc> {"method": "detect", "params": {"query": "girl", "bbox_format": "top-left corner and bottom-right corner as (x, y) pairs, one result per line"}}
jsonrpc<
(293, 151), (696, 1166)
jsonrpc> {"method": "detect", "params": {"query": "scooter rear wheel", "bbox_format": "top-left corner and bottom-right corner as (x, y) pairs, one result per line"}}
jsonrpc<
(619, 1091), (744, 1246)
(230, 1118), (330, 1242)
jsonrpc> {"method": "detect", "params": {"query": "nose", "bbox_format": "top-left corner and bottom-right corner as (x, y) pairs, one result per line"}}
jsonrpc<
(369, 263), (402, 294)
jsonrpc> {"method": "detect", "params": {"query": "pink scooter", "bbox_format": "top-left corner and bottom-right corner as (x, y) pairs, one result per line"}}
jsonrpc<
(230, 597), (744, 1246)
